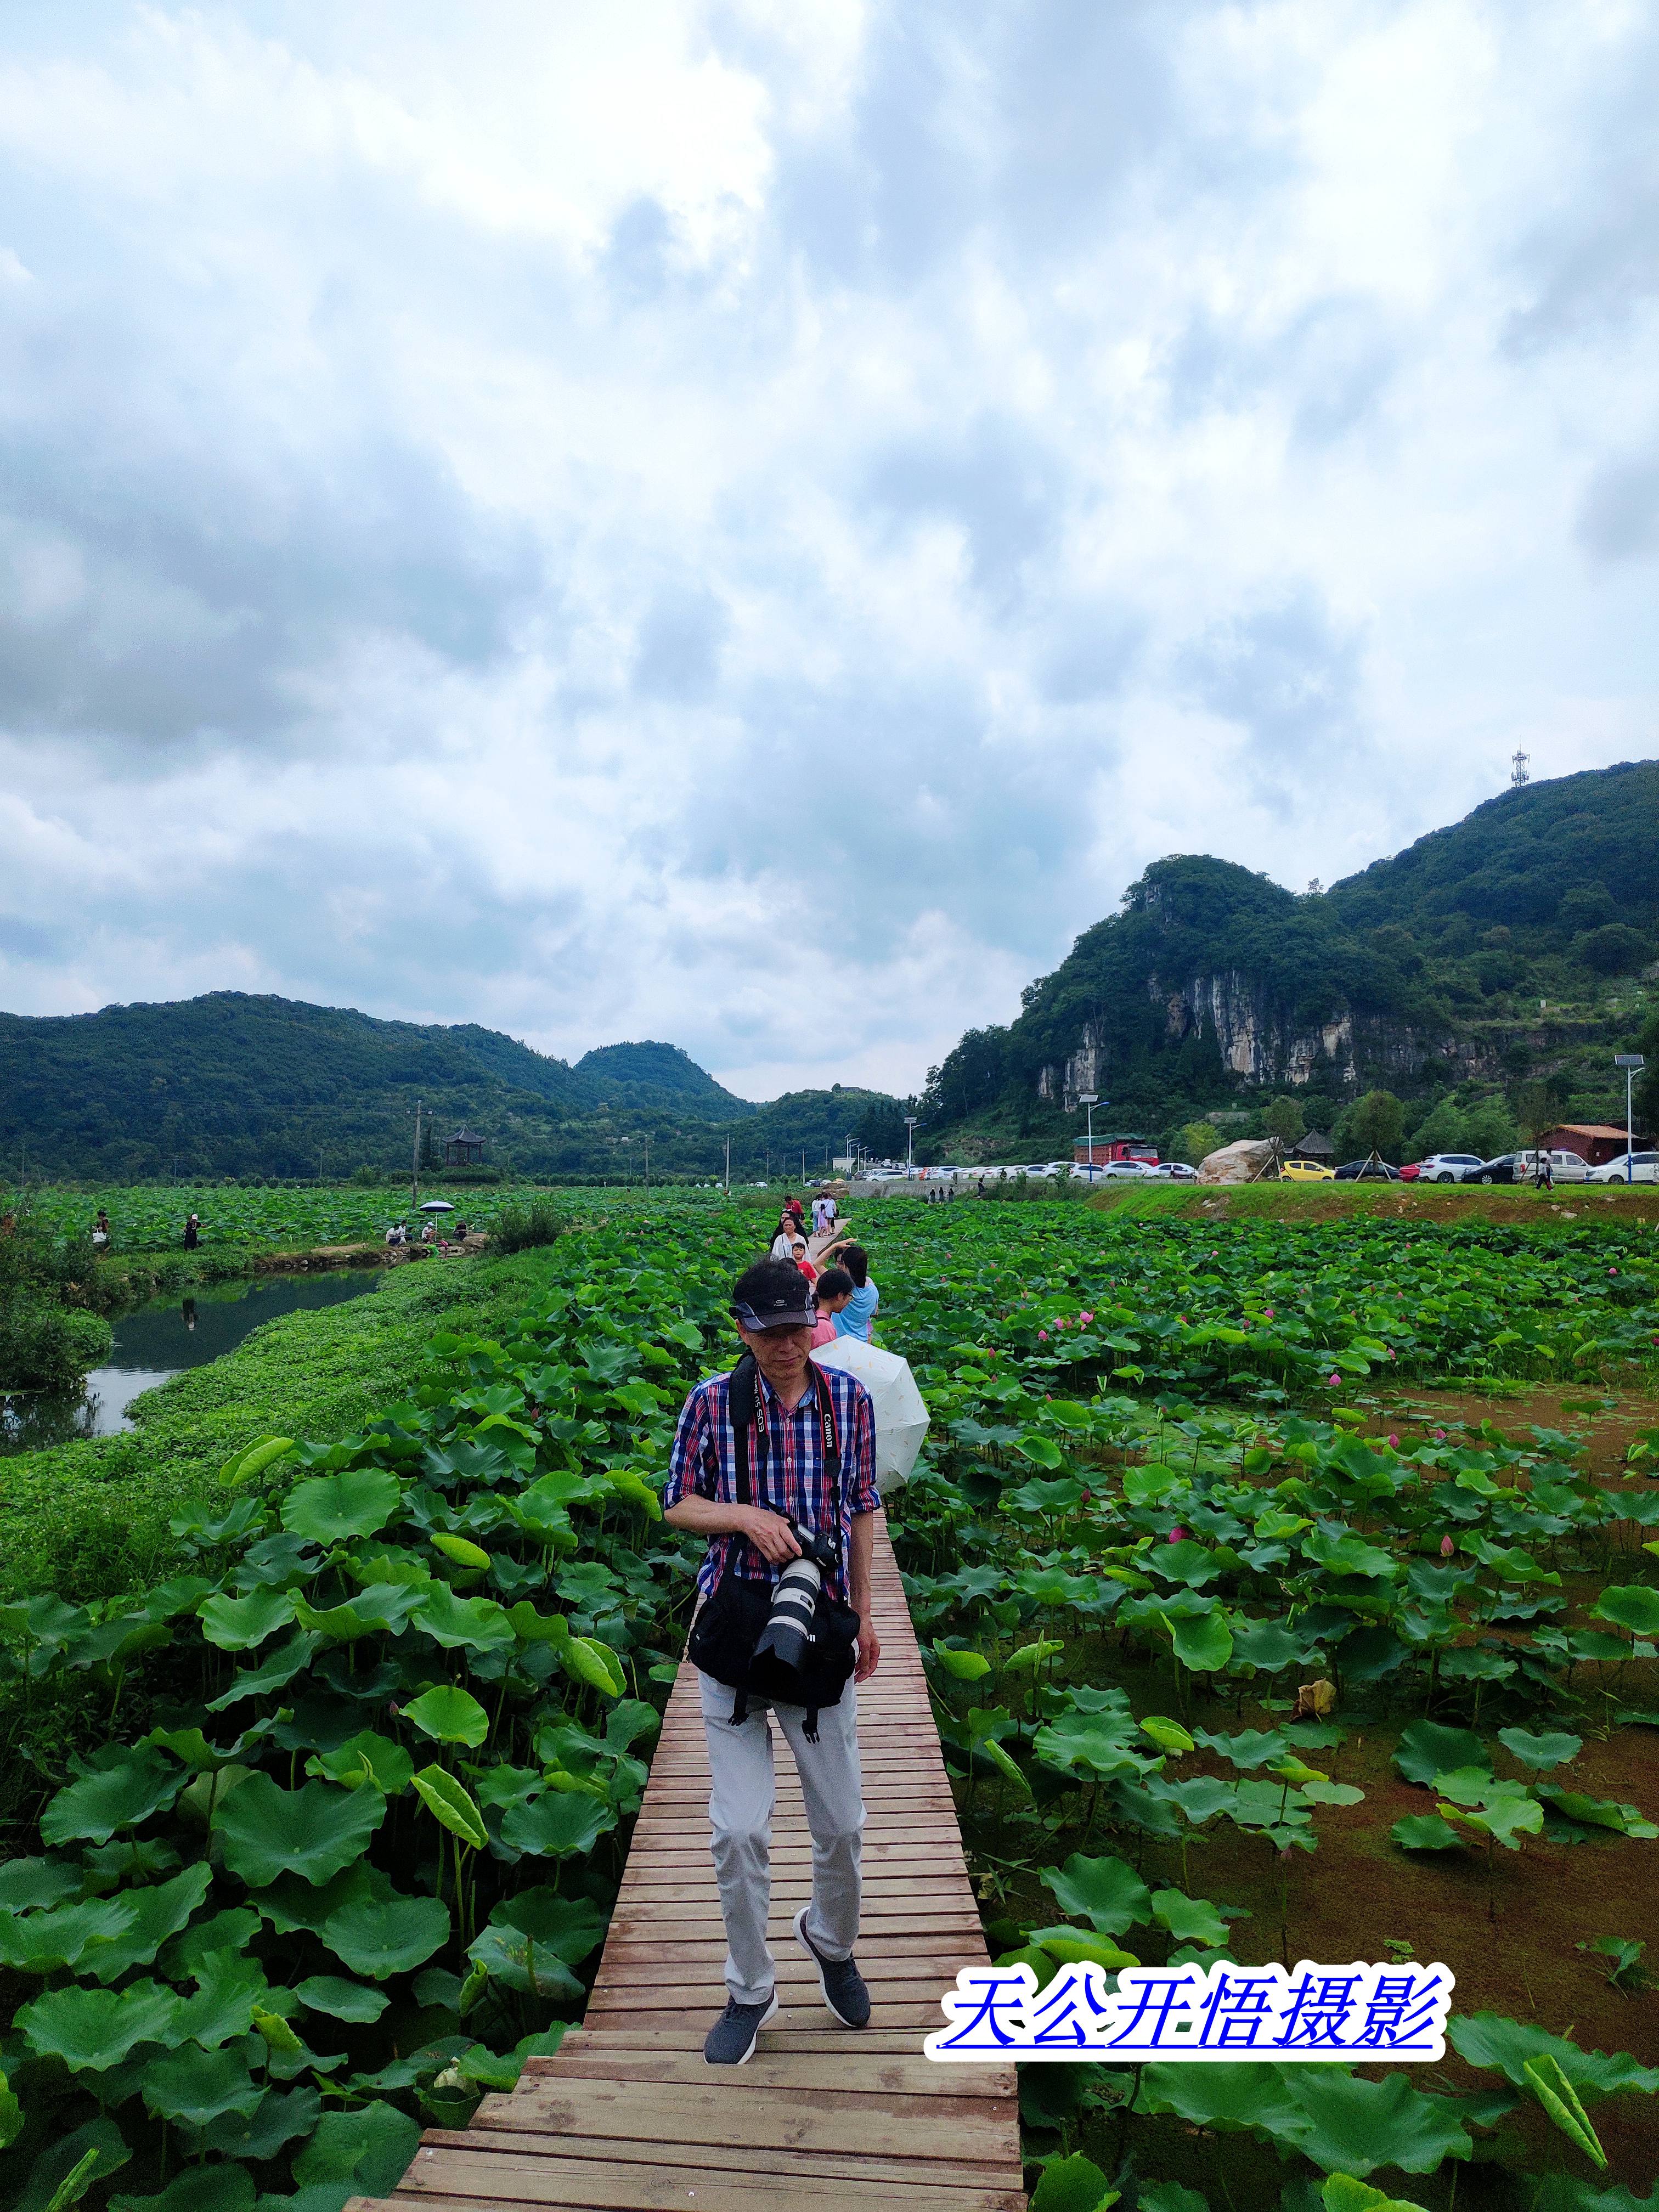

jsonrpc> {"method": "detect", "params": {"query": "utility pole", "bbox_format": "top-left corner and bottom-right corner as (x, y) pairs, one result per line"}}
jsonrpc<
(411, 1100), (422, 1210)
(1079, 1092), (1100, 1180)
(801, 1148), (806, 1185)
(1616, 1054), (1645, 1183)
(724, 1136), (731, 1195)
(904, 1115), (918, 1178)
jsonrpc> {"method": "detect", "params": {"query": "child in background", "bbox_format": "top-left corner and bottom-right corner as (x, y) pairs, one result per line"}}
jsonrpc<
(810, 1266), (854, 1347)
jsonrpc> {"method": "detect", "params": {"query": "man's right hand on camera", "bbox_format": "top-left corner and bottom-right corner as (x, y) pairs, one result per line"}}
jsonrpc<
(738, 1507), (803, 1565)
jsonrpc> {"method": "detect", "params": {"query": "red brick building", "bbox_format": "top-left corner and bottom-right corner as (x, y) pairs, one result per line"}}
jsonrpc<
(1538, 1122), (1646, 1167)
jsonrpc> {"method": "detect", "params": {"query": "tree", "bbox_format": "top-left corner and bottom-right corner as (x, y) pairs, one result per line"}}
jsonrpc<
(1463, 1094), (1519, 1160)
(1263, 1096), (1305, 1145)
(1348, 1090), (1405, 1161)
(1408, 1099), (1469, 1159)
(1175, 1120), (1221, 1166)
(1300, 1094), (1337, 1133)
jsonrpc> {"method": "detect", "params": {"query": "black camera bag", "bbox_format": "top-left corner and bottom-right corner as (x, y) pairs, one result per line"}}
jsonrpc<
(686, 1352), (861, 1737)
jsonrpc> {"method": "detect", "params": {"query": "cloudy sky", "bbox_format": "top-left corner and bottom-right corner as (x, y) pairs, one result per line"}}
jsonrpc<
(2, 2), (1656, 1097)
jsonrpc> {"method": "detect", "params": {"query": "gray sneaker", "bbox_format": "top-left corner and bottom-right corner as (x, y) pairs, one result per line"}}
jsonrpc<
(793, 1906), (871, 2027)
(703, 1990), (779, 2065)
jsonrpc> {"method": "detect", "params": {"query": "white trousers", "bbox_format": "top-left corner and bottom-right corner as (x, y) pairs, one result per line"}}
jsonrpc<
(696, 1669), (865, 2006)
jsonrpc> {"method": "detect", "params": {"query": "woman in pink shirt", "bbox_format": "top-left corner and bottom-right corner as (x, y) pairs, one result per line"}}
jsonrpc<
(809, 1265), (854, 1347)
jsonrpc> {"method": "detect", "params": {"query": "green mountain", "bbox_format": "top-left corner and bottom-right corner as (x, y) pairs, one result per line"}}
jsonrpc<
(0, 992), (900, 1185)
(919, 760), (1659, 1161)
(574, 1041), (757, 1120)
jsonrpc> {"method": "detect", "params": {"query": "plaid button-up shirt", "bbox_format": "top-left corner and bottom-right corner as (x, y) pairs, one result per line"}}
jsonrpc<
(665, 1363), (881, 1603)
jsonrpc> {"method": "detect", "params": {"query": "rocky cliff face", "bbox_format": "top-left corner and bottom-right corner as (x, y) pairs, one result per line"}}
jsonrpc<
(1035, 970), (1448, 1108)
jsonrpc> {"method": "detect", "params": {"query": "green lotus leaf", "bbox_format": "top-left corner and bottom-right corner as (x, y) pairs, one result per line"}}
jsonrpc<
(1029, 2151), (1118, 2212)
(198, 1586), (298, 1652)
(19, 1981), (179, 2070)
(1160, 1604), (1234, 1673)
(508, 1600), (571, 1643)
(0, 1895), (137, 1977)
(83, 1865), (213, 1983)
(1540, 1789), (1659, 1838)
(306, 1729), (415, 1793)
(292, 2101), (422, 2194)
(1150, 1889), (1229, 1948)
(560, 1633), (627, 1699)
(19, 2118), (132, 2211)
(0, 1856), (82, 1911)
(469, 1887), (607, 1985)
(112, 2160), (259, 2209)
(1029, 1927), (1141, 1973)
(431, 1532), (492, 1571)
(213, 1773), (386, 1887)
(1437, 1795), (1543, 1848)
(159, 1907), (262, 1981)
(501, 1788), (616, 1859)
(1011, 1436), (1068, 1472)
(403, 1685), (490, 1747)
(1391, 1814), (1464, 1852)
(410, 1765), (488, 1849)
(1147, 1775), (1238, 1825)
(1006, 1638), (1066, 1673)
(1592, 1585), (1659, 1638)
(1497, 1727), (1582, 1772)
(218, 1435), (296, 1492)
(319, 1891), (450, 1979)
(280, 1466), (403, 1543)
(931, 1642), (992, 1681)
(0, 2069), (18, 2154)
(199, 2082), (321, 2162)
(205, 1631), (320, 1709)
(1394, 1720), (1489, 1788)
(1525, 2055), (1606, 2170)
(41, 1747), (185, 1846)
(295, 1974), (390, 2023)
(1448, 2012), (1659, 2097)
(1136, 2060), (1304, 2136)
(170, 1951), (267, 2049)
(1139, 1717), (1195, 1756)
(1039, 1852), (1153, 1936)
(290, 1582), (422, 1641)
(1322, 2178), (1431, 2212)
(1277, 2070), (1471, 2177)
(412, 1583), (516, 1653)
(979, 1736), (1033, 1797)
(140, 2044), (263, 2129)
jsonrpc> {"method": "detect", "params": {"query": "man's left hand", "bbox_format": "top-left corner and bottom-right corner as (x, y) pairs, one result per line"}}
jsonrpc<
(854, 1628), (881, 1681)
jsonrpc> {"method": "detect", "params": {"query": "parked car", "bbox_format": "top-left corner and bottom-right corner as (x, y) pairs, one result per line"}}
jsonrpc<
(1334, 1159), (1401, 1181)
(1147, 1160), (1198, 1180)
(1459, 1150), (1588, 1186)
(1080, 1159), (1155, 1180)
(1411, 1154), (1486, 1184)
(1280, 1159), (1336, 1183)
(1587, 1151), (1659, 1184)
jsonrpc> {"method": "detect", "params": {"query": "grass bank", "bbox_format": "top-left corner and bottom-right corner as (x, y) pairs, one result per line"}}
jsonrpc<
(0, 1245), (576, 1604)
(1089, 1180), (1659, 1225)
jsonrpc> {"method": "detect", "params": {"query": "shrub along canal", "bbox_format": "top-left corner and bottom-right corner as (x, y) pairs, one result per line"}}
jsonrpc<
(0, 1267), (384, 1452)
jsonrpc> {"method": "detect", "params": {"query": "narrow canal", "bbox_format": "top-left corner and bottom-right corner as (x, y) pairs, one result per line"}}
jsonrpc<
(0, 1269), (384, 1453)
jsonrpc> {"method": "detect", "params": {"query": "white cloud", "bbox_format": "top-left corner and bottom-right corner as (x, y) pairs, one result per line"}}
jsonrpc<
(1, 0), (1656, 1095)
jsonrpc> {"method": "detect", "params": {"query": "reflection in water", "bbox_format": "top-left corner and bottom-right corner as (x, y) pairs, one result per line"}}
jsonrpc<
(1, 1269), (383, 1454)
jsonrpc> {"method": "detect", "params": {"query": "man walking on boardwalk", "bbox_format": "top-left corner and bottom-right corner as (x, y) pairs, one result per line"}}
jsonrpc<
(664, 1257), (883, 2066)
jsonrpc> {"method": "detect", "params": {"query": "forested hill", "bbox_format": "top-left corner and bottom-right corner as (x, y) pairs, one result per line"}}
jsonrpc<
(919, 759), (1659, 1159)
(0, 992), (899, 1183)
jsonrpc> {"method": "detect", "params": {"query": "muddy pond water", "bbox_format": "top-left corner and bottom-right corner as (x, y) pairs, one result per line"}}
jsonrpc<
(0, 1269), (384, 1454)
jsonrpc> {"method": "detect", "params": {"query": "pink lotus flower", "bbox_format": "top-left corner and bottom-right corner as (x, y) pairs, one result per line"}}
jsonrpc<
(1388, 1434), (1400, 1448)
(1433, 1427), (1447, 1439)
(1079, 1311), (1094, 1325)
(1169, 1527), (1188, 1542)
(1264, 1307), (1275, 1319)
(1440, 1536), (1455, 1558)
(1329, 1373), (1341, 1386)
(1038, 1329), (1048, 1340)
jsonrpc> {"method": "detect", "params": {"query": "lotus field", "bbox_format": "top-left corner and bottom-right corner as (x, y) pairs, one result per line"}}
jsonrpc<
(0, 1200), (1656, 2206)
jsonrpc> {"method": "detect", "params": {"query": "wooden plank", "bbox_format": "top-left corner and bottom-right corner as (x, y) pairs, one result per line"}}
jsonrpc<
(356, 1516), (1025, 2212)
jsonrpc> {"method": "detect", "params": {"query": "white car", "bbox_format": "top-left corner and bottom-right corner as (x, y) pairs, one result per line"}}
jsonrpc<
(1415, 1153), (1486, 1183)
(1146, 1160), (1198, 1180)
(1589, 1151), (1659, 1184)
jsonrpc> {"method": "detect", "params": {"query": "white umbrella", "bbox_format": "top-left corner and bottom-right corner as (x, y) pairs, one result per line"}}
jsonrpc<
(810, 1338), (930, 1487)
(417, 1199), (457, 1212)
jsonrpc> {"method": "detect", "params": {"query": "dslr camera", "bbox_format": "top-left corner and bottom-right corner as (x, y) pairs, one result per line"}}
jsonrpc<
(752, 1522), (838, 1673)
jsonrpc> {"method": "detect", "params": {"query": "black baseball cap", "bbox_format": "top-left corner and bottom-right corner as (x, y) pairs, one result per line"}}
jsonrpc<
(731, 1258), (816, 1331)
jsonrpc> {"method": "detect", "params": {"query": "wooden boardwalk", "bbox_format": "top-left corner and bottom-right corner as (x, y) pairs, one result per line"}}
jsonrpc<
(353, 1520), (1024, 2210)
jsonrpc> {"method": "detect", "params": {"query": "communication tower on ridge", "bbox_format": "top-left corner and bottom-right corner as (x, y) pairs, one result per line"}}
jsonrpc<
(1510, 747), (1530, 789)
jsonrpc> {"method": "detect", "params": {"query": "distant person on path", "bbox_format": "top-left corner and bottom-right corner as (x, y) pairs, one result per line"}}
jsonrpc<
(92, 1209), (111, 1255)
(183, 1212), (200, 1251)
(790, 1235), (817, 1284)
(810, 1266), (854, 1346)
(821, 1192), (838, 1233)
(820, 1240), (878, 1340)
(1533, 1151), (1553, 1191)
(663, 1257), (881, 2067)
(768, 1212), (795, 1260)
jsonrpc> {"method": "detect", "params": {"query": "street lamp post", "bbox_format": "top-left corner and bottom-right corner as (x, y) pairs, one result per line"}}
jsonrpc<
(1615, 1054), (1645, 1184)
(904, 1115), (918, 1178)
(1077, 1092), (1100, 1180)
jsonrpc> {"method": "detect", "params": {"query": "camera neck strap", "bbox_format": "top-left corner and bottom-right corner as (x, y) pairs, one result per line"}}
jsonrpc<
(729, 1350), (843, 1560)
